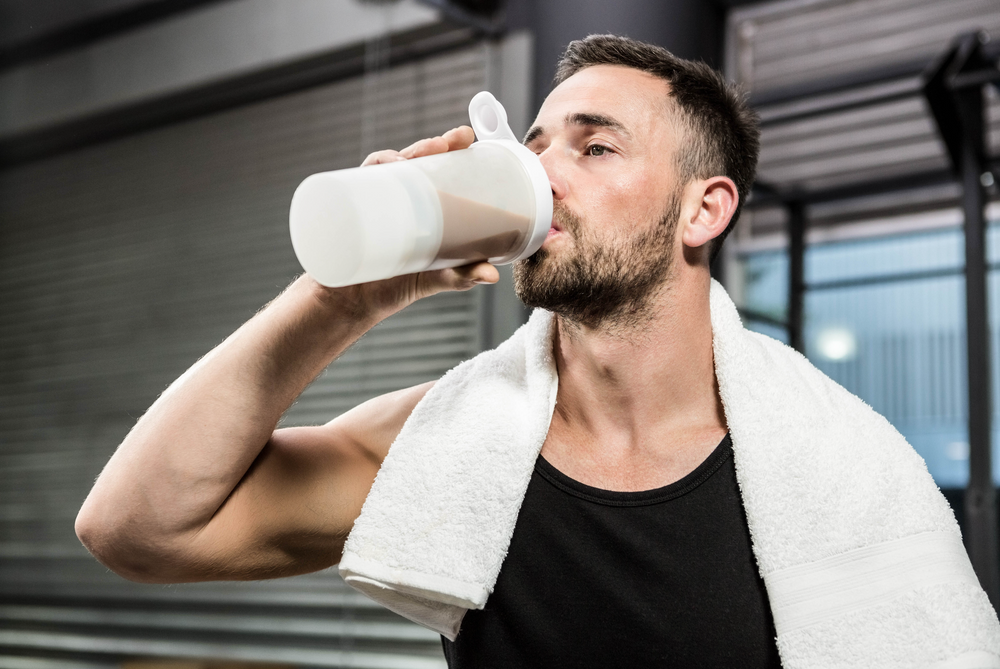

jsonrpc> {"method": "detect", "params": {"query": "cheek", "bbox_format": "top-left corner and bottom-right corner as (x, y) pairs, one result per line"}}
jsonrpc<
(587, 170), (671, 227)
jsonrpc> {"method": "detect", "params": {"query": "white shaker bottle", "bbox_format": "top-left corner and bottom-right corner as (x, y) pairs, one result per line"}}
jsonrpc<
(289, 92), (553, 287)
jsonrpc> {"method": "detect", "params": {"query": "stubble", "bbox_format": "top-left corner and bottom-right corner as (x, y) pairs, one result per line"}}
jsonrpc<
(513, 192), (682, 333)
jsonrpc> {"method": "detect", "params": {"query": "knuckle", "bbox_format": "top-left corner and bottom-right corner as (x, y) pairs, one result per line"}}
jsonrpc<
(362, 149), (400, 166)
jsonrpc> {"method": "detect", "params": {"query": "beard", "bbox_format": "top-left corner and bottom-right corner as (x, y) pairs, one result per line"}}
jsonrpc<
(513, 191), (682, 332)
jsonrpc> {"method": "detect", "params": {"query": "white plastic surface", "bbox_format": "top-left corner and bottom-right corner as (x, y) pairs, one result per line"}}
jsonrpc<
(288, 91), (552, 286)
(289, 162), (442, 287)
(468, 92), (552, 262)
(468, 91), (519, 143)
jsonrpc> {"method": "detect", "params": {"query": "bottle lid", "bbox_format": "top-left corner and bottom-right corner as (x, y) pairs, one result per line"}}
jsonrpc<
(468, 92), (553, 263)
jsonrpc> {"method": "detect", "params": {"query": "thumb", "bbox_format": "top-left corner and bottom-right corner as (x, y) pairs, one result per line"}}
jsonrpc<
(416, 262), (500, 297)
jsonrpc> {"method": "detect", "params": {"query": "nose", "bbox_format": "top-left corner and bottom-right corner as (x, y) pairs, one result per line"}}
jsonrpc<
(537, 147), (568, 201)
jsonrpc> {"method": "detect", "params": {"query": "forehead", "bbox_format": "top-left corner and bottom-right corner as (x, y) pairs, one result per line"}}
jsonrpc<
(533, 64), (675, 138)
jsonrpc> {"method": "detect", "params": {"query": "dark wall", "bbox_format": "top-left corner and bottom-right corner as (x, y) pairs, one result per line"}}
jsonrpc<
(505, 0), (725, 113)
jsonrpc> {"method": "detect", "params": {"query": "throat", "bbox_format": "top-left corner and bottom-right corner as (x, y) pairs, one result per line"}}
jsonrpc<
(539, 421), (729, 493)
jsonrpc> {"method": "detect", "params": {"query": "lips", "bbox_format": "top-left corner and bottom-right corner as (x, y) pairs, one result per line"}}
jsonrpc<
(546, 206), (574, 243)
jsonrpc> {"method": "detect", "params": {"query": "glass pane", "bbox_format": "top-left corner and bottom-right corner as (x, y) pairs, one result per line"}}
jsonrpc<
(732, 223), (1000, 489)
(802, 227), (969, 488)
(739, 249), (788, 343)
(805, 273), (968, 488)
(987, 268), (1000, 484)
(806, 228), (963, 285)
(987, 220), (1000, 263)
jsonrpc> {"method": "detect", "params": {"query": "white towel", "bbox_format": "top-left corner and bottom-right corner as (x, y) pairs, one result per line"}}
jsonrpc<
(340, 279), (1000, 667)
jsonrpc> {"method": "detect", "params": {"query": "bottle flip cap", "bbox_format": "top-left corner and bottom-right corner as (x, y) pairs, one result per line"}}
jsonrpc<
(468, 92), (553, 263)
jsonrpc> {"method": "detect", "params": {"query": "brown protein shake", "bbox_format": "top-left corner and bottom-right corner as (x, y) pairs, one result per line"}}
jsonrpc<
(436, 191), (533, 261)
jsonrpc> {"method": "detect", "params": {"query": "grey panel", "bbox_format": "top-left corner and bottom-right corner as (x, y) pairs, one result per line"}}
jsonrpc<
(727, 0), (1000, 227)
(729, 0), (1000, 95)
(756, 94), (956, 192)
(0, 38), (504, 668)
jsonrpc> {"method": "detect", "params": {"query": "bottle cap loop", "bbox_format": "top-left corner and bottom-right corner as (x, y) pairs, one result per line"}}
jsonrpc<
(469, 92), (519, 143)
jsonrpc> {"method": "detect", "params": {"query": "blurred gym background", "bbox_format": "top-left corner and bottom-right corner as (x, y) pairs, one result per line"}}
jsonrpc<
(1, 0), (998, 666)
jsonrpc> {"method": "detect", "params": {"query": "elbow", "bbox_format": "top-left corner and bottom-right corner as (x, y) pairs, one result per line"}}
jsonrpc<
(74, 502), (144, 581)
(75, 500), (184, 584)
(75, 497), (113, 567)
(74, 504), (99, 558)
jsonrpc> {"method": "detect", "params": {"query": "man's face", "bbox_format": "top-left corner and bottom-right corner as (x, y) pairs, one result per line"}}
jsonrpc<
(514, 64), (687, 330)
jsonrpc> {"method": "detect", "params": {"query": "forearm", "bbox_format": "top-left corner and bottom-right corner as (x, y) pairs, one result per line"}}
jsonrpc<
(77, 125), (495, 581)
(76, 274), (393, 565)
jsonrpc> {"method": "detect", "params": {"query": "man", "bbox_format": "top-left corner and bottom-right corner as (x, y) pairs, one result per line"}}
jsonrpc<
(75, 36), (991, 667)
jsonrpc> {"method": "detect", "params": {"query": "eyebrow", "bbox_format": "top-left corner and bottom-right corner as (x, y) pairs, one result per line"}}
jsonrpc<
(523, 112), (632, 146)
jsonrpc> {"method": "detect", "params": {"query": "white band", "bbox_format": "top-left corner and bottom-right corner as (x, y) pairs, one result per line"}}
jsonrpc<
(929, 651), (1000, 669)
(763, 531), (980, 636)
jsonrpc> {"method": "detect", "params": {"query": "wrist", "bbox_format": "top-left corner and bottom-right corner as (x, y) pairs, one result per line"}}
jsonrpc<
(296, 273), (405, 330)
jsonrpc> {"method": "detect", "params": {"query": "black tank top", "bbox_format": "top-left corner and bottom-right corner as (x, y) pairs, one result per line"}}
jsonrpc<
(441, 433), (782, 668)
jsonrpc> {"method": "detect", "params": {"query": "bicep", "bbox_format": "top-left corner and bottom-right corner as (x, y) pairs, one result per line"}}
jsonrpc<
(180, 382), (435, 580)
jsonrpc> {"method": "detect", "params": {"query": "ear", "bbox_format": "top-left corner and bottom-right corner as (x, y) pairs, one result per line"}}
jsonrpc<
(680, 176), (738, 250)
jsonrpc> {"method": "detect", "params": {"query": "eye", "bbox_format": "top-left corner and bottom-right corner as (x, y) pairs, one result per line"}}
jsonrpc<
(586, 144), (612, 157)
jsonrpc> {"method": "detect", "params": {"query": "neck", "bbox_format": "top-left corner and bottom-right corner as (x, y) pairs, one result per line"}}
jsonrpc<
(544, 268), (727, 486)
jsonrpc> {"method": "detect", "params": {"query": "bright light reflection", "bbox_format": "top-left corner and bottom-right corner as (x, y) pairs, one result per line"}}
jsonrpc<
(816, 327), (857, 361)
(946, 442), (969, 461)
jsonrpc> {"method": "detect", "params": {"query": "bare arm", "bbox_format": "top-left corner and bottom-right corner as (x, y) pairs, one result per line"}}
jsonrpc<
(75, 126), (494, 583)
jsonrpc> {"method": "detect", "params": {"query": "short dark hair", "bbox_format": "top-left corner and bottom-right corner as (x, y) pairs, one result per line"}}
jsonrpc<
(554, 34), (760, 262)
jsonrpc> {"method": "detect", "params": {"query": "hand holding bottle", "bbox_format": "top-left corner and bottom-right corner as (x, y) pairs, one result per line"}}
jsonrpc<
(289, 92), (552, 317)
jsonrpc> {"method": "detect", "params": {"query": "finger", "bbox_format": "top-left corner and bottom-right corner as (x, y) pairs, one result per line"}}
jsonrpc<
(415, 262), (500, 298)
(451, 261), (499, 286)
(365, 126), (476, 166)
(399, 136), (449, 160)
(442, 125), (475, 151)
(361, 150), (405, 167)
